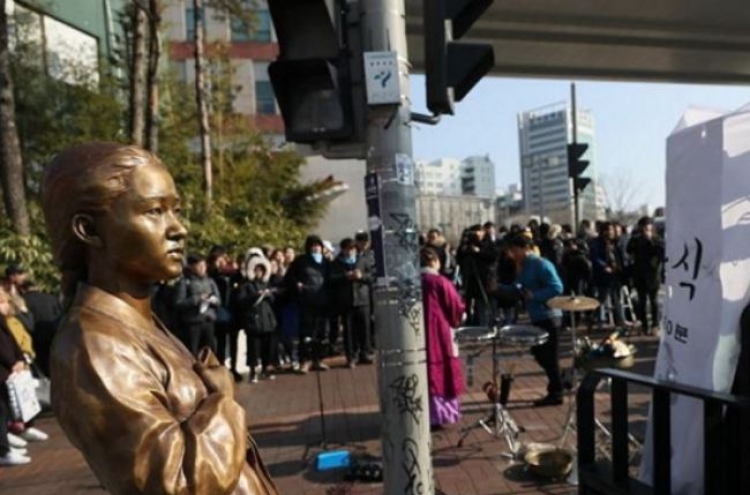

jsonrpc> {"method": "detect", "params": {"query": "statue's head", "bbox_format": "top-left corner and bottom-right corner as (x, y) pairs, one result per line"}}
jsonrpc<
(42, 142), (187, 299)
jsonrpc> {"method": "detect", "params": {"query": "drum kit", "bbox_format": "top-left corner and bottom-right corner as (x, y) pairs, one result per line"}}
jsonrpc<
(452, 294), (641, 471)
(454, 322), (548, 458)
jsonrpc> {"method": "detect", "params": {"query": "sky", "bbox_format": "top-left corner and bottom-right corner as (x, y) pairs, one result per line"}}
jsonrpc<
(409, 76), (750, 211)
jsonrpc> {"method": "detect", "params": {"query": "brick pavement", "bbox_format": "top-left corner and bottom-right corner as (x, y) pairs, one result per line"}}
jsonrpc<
(0, 328), (659, 495)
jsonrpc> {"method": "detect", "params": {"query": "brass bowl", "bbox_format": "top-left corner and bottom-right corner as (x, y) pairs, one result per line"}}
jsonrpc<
(524, 448), (574, 479)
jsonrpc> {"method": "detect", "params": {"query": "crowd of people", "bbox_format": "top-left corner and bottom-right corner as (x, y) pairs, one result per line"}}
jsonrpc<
(421, 215), (665, 423)
(152, 231), (377, 382)
(0, 210), (666, 464)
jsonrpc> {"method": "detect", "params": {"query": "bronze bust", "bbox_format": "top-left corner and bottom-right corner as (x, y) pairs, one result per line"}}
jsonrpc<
(42, 142), (277, 495)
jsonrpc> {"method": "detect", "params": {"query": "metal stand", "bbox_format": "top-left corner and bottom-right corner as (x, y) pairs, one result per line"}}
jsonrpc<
(557, 308), (643, 463)
(457, 332), (525, 459)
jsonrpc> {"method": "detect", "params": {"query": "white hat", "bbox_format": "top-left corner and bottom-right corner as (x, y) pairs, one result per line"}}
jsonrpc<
(244, 256), (271, 282)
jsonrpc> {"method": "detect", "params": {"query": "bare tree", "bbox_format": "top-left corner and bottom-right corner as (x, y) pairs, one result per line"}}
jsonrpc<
(129, 4), (147, 147)
(193, 0), (212, 205)
(145, 0), (161, 152)
(0, 0), (30, 235)
(602, 171), (644, 222)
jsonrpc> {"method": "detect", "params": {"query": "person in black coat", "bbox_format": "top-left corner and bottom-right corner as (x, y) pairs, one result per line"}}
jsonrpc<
(207, 246), (243, 382)
(284, 235), (330, 373)
(627, 216), (665, 335)
(236, 257), (278, 383)
(173, 254), (221, 356)
(329, 238), (373, 367)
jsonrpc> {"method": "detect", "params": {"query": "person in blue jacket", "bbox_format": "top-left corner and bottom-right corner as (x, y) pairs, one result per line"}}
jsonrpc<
(503, 234), (565, 407)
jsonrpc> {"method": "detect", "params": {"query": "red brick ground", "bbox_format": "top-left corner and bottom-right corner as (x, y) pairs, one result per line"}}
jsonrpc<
(0, 328), (658, 495)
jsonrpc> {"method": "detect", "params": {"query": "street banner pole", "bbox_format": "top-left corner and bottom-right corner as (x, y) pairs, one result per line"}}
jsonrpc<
(360, 0), (435, 494)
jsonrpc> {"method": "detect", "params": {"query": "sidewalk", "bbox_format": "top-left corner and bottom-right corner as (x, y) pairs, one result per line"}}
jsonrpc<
(0, 328), (659, 495)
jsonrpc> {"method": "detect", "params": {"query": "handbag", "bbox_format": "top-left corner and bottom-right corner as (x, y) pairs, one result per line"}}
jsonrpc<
(6, 370), (42, 422)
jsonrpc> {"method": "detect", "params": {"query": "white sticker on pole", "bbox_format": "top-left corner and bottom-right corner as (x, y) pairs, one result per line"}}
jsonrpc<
(395, 154), (414, 186)
(364, 51), (401, 105)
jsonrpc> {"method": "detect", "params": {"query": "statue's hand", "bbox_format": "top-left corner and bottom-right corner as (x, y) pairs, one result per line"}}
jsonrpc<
(194, 348), (234, 398)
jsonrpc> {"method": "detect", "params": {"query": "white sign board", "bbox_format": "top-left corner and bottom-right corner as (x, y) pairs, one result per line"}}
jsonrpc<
(364, 51), (401, 105)
(640, 105), (750, 494)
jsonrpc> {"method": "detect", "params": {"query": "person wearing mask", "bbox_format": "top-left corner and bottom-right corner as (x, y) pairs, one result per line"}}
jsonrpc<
(421, 247), (465, 429)
(329, 238), (373, 368)
(174, 254), (221, 356)
(284, 235), (330, 373)
(627, 216), (664, 335)
(502, 235), (565, 407)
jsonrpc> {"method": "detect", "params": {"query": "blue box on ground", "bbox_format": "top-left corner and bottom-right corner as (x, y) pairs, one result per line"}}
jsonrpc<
(315, 450), (351, 471)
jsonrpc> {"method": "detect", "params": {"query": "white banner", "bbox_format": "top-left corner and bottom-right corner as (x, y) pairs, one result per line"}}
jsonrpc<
(640, 106), (750, 495)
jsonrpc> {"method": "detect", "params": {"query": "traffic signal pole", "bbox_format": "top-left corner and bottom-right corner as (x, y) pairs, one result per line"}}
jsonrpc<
(361, 1), (435, 494)
(571, 82), (581, 229)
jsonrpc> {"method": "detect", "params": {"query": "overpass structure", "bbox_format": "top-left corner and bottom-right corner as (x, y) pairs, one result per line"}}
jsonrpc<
(404, 0), (750, 84)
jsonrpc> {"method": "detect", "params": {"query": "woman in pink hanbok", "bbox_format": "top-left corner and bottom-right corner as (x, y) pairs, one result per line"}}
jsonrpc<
(421, 247), (466, 429)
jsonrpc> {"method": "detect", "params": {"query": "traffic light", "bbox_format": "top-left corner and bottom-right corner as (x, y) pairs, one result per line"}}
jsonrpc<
(424, 0), (495, 115)
(268, 0), (358, 144)
(568, 142), (591, 193)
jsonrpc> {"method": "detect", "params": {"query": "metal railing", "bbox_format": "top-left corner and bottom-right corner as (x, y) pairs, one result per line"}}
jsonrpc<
(577, 368), (750, 495)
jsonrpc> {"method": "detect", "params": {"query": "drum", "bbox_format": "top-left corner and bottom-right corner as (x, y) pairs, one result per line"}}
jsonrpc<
(454, 326), (497, 345)
(498, 325), (548, 347)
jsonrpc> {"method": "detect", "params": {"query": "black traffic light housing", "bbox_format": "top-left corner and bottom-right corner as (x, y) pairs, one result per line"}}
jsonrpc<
(568, 142), (591, 193)
(268, 0), (358, 144)
(424, 0), (495, 115)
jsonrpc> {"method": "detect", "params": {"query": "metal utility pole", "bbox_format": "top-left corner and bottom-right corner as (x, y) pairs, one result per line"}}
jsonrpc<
(361, 0), (434, 494)
(571, 82), (580, 227)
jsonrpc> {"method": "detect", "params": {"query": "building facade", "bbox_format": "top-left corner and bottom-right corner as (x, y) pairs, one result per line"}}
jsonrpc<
(416, 194), (496, 245)
(415, 155), (496, 198)
(518, 102), (601, 224)
(414, 158), (462, 195)
(6, 0), (126, 83)
(162, 0), (283, 136)
(461, 155), (496, 198)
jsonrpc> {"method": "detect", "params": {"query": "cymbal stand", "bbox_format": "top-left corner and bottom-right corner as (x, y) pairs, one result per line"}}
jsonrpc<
(557, 307), (642, 463)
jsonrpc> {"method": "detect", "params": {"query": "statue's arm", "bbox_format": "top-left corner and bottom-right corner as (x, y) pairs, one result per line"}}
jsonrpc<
(54, 334), (248, 495)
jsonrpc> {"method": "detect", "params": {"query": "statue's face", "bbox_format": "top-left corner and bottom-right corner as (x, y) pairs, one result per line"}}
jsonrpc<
(98, 161), (186, 283)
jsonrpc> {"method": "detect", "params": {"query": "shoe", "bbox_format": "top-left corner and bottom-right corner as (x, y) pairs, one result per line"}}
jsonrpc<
(295, 362), (310, 375)
(291, 361), (301, 372)
(533, 395), (564, 407)
(231, 369), (243, 383)
(20, 427), (48, 442)
(347, 360), (357, 369)
(0, 450), (31, 466)
(249, 374), (259, 384)
(260, 372), (276, 381)
(10, 447), (27, 456)
(311, 361), (329, 371)
(357, 356), (374, 365)
(7, 433), (27, 449)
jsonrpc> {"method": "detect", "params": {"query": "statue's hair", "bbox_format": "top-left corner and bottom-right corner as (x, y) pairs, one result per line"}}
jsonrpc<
(41, 142), (164, 302)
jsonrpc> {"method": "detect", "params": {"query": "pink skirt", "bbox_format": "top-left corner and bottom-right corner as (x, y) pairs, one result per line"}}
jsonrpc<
(429, 395), (461, 426)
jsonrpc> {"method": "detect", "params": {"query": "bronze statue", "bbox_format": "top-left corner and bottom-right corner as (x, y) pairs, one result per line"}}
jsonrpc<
(42, 142), (278, 495)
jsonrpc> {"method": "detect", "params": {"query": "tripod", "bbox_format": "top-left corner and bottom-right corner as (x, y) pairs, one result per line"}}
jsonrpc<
(456, 330), (525, 459)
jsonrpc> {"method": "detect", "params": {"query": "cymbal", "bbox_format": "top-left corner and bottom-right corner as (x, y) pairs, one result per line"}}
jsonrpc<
(547, 295), (600, 312)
